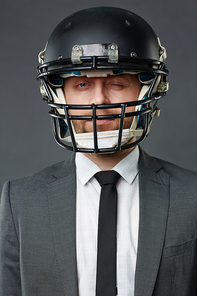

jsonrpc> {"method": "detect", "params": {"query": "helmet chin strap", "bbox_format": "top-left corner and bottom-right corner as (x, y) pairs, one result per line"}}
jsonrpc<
(49, 83), (153, 149)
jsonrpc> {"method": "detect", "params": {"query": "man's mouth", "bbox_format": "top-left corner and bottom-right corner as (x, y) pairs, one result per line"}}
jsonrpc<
(96, 119), (112, 126)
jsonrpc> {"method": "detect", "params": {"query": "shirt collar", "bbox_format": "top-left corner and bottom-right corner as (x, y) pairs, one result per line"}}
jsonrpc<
(75, 146), (139, 186)
(113, 146), (139, 184)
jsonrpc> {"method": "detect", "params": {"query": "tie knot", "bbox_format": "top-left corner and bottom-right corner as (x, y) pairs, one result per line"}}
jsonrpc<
(94, 170), (121, 187)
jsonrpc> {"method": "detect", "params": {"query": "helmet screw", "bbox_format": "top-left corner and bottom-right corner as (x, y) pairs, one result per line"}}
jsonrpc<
(130, 52), (137, 57)
(74, 45), (80, 51)
(58, 55), (63, 59)
(110, 44), (116, 50)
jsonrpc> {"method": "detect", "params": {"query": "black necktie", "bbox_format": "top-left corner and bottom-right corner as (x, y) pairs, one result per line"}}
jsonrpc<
(94, 170), (121, 296)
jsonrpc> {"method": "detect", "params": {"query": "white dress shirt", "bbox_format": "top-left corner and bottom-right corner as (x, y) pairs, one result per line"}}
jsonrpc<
(75, 146), (139, 296)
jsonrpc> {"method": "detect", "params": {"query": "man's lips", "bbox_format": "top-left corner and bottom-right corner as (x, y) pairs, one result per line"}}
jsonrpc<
(84, 118), (115, 132)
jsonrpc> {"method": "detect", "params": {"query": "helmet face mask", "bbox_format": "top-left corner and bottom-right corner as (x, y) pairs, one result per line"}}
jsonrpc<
(37, 7), (169, 153)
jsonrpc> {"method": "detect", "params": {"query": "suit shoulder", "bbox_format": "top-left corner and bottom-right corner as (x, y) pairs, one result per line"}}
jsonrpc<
(153, 157), (197, 192)
(5, 154), (76, 190)
(155, 157), (197, 177)
(139, 148), (197, 185)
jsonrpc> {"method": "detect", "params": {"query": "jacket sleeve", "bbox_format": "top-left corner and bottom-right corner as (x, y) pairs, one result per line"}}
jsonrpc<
(0, 181), (22, 296)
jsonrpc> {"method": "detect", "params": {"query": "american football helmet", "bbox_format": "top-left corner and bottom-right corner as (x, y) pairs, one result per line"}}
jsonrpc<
(37, 7), (169, 153)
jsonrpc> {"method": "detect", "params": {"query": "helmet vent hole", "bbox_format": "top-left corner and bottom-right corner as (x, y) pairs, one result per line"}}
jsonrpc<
(64, 22), (72, 29)
(125, 20), (131, 27)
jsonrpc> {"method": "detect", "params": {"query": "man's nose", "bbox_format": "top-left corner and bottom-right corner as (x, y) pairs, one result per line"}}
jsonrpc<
(90, 81), (110, 105)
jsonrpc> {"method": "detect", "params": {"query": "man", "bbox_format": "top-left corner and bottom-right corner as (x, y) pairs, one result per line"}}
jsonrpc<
(0, 6), (197, 296)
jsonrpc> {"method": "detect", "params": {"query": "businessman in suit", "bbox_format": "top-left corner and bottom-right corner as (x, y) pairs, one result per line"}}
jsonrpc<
(0, 7), (197, 296)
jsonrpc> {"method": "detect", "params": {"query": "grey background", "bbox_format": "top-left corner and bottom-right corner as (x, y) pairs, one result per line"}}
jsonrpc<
(1, 0), (197, 191)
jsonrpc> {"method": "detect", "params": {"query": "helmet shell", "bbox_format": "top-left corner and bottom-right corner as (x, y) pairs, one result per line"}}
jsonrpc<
(44, 7), (160, 63)
(37, 7), (169, 153)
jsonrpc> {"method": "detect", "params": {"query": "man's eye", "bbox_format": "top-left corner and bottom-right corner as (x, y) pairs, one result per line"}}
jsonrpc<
(109, 83), (124, 89)
(112, 83), (123, 87)
(77, 83), (88, 88)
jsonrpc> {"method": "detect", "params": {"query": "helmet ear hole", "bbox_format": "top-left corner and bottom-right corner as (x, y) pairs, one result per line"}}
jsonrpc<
(137, 104), (146, 129)
(137, 115), (143, 129)
(59, 119), (68, 137)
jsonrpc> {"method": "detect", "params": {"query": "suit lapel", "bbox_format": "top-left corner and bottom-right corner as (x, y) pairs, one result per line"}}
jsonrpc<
(46, 154), (79, 296)
(134, 149), (170, 296)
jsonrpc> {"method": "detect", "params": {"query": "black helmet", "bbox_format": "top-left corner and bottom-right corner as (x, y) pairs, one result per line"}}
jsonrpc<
(37, 7), (169, 153)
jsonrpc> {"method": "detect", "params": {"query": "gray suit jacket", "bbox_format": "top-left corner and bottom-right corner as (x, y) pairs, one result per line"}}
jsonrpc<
(0, 149), (197, 296)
